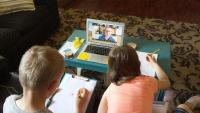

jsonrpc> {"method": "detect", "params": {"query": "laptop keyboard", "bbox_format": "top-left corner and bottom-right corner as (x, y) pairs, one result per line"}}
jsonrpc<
(85, 45), (111, 56)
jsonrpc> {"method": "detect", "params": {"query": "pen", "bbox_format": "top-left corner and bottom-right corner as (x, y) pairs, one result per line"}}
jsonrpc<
(152, 48), (160, 54)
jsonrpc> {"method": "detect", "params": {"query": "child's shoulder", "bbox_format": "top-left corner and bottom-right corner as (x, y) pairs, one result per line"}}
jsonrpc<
(135, 75), (156, 81)
(131, 76), (157, 86)
(4, 95), (53, 113)
(3, 94), (21, 113)
(5, 94), (21, 103)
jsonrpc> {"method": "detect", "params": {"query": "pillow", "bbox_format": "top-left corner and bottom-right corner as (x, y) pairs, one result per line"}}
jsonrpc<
(0, 0), (35, 15)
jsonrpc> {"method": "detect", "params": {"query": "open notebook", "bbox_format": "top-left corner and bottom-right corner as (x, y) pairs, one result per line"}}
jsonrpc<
(136, 51), (158, 77)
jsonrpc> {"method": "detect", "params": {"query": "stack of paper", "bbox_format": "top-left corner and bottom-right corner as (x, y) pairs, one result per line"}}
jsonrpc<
(153, 101), (169, 113)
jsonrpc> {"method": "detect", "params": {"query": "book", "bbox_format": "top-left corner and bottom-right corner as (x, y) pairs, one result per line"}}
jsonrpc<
(153, 101), (169, 113)
(59, 38), (85, 58)
(59, 41), (79, 57)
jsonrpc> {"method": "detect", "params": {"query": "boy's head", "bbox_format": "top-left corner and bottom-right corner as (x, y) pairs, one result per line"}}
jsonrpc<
(108, 45), (141, 85)
(19, 45), (64, 92)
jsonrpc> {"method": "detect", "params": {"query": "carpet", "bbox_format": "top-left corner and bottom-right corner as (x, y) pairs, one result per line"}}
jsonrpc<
(45, 8), (200, 106)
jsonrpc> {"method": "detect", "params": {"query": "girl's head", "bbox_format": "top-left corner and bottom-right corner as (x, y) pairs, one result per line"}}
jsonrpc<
(108, 45), (141, 85)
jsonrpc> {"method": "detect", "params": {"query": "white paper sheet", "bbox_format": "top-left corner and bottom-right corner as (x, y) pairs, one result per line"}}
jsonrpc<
(48, 73), (97, 113)
(137, 51), (158, 77)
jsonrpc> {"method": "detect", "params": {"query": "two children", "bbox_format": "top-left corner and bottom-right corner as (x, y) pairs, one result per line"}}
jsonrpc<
(3, 46), (88, 113)
(3, 45), (199, 113)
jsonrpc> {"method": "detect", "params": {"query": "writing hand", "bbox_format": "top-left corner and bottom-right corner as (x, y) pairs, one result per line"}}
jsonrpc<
(146, 54), (157, 64)
(76, 88), (89, 113)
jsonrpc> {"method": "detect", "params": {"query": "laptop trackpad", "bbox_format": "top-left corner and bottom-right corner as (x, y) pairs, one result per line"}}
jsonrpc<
(88, 54), (108, 64)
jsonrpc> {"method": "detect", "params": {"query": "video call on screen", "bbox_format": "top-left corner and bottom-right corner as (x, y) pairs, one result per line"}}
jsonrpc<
(88, 22), (123, 43)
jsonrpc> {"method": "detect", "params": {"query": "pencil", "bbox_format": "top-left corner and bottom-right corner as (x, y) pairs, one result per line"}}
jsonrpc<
(152, 48), (160, 54)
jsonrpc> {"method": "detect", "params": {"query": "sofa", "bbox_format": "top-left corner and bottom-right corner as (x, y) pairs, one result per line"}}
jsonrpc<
(0, 0), (59, 77)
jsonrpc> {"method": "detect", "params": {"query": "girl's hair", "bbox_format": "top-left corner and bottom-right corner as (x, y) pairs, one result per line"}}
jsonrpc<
(108, 45), (141, 85)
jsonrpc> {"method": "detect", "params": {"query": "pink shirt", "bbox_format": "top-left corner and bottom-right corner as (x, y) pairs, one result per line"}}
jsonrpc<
(104, 76), (158, 113)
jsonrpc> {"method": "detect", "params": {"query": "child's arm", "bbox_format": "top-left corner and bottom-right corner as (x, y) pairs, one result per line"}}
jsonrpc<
(98, 93), (108, 113)
(146, 54), (171, 89)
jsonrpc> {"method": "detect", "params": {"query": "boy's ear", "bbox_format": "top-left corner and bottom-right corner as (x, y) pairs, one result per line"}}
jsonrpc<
(48, 80), (57, 91)
(48, 72), (63, 93)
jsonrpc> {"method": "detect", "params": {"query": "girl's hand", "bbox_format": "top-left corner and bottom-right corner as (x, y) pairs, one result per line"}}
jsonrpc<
(146, 54), (157, 64)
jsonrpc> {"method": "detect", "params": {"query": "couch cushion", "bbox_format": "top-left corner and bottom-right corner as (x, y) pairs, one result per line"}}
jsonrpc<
(0, 28), (19, 54)
(0, 55), (11, 83)
(0, 0), (35, 15)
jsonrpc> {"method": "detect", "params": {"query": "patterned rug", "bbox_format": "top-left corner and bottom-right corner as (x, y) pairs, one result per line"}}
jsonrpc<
(45, 8), (200, 107)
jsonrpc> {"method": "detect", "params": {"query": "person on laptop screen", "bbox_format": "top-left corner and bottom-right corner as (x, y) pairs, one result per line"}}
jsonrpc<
(98, 26), (116, 43)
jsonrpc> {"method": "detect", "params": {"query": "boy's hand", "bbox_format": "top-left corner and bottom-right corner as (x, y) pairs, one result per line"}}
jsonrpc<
(76, 88), (89, 113)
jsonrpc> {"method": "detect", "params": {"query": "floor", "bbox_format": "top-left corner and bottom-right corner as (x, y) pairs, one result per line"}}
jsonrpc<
(59, 0), (200, 24)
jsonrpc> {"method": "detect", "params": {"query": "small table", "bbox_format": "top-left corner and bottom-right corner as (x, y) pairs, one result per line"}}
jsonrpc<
(61, 30), (171, 75)
(60, 30), (171, 101)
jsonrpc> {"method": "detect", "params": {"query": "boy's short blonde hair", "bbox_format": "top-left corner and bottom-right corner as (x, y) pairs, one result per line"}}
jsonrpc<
(19, 45), (64, 89)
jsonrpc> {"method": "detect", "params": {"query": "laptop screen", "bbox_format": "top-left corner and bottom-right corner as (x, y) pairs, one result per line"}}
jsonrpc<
(87, 19), (125, 46)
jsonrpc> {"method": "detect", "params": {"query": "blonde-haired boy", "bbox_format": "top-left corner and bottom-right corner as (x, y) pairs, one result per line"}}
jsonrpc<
(3, 45), (88, 113)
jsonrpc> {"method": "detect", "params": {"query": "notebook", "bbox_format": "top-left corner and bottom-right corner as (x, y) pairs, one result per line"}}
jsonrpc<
(77, 18), (125, 64)
(137, 51), (158, 77)
(47, 73), (97, 113)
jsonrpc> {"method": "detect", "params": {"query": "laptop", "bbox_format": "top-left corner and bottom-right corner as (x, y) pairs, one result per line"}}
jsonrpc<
(77, 19), (125, 64)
